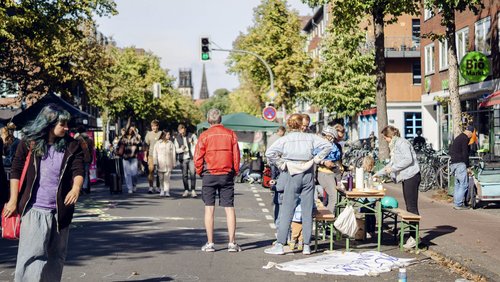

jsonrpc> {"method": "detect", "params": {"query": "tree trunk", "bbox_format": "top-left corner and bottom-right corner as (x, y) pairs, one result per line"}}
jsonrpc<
(349, 115), (359, 141)
(373, 4), (389, 160)
(446, 10), (462, 137)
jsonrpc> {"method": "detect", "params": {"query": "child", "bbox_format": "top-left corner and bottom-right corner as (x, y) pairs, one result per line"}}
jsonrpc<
(153, 130), (176, 197)
(289, 200), (304, 251)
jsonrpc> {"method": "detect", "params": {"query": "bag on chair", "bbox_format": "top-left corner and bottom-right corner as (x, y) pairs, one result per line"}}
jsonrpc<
(1, 149), (31, 240)
(333, 205), (358, 238)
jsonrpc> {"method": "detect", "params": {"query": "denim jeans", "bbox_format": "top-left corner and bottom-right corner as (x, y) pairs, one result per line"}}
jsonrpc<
(450, 162), (468, 207)
(123, 158), (138, 192)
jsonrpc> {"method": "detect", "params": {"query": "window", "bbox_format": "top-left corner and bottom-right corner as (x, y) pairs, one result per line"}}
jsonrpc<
(475, 17), (491, 55)
(412, 62), (421, 84)
(424, 6), (434, 21)
(412, 19), (420, 47)
(456, 27), (469, 62)
(404, 112), (422, 139)
(424, 43), (435, 75)
(439, 39), (448, 70)
(0, 80), (18, 98)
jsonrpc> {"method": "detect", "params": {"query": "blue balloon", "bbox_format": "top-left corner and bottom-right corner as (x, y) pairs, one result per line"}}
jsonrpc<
(381, 196), (399, 208)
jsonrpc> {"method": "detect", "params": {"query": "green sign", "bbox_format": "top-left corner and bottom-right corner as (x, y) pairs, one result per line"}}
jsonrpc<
(459, 51), (490, 83)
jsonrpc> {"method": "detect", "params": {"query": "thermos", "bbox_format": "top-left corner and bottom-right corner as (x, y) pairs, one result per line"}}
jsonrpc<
(347, 172), (353, 191)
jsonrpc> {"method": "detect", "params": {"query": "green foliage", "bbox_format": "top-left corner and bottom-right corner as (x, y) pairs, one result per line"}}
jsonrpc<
(303, 23), (375, 118)
(228, 79), (262, 116)
(227, 0), (311, 109)
(199, 88), (231, 116)
(0, 0), (117, 98)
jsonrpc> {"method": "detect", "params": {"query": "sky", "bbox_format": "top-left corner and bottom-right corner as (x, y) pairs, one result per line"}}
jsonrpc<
(95, 0), (314, 99)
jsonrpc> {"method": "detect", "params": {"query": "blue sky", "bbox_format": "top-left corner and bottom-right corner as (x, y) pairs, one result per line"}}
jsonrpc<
(95, 0), (313, 99)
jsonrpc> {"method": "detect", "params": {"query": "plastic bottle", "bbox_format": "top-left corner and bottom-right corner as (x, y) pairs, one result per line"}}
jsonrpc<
(347, 172), (353, 191)
(398, 268), (407, 282)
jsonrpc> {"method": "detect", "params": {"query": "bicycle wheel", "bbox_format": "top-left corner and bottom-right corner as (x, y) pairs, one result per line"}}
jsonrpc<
(437, 164), (449, 190)
(419, 164), (437, 192)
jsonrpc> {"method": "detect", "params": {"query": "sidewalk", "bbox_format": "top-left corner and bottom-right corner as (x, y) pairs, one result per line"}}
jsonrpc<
(384, 183), (500, 281)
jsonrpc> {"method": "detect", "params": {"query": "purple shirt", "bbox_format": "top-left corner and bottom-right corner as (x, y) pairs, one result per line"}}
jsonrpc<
(32, 146), (64, 210)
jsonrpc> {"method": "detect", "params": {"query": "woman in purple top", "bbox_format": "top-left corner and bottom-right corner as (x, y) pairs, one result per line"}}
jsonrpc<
(2, 104), (84, 282)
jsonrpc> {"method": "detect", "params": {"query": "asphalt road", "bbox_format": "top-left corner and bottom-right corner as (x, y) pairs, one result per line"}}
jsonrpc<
(0, 169), (462, 282)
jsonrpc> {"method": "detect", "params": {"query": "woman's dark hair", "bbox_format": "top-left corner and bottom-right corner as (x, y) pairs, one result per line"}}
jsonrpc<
(21, 104), (71, 157)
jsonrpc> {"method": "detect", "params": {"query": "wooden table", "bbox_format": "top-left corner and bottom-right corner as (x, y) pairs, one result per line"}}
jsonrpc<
(335, 188), (385, 251)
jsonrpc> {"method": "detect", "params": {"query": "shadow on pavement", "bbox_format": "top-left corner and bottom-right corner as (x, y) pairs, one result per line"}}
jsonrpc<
(421, 225), (457, 246)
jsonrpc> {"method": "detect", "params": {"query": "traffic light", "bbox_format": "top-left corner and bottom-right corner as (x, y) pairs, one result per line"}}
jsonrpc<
(200, 37), (211, 61)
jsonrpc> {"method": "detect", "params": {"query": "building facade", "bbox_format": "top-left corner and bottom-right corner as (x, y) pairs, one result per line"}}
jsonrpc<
(178, 69), (194, 99)
(420, 3), (499, 153)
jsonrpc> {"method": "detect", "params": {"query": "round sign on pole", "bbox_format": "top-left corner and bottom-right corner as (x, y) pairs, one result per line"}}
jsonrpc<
(263, 106), (277, 121)
(459, 51), (491, 83)
(266, 89), (278, 101)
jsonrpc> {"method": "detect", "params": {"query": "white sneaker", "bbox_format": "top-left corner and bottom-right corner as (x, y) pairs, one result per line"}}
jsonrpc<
(155, 187), (161, 193)
(159, 191), (165, 196)
(182, 190), (190, 197)
(191, 190), (197, 198)
(148, 187), (154, 194)
(165, 191), (170, 197)
(403, 236), (417, 249)
(201, 242), (215, 252)
(128, 190), (133, 194)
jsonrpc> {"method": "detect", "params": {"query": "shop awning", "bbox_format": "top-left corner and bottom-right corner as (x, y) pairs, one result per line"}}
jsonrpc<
(479, 91), (500, 108)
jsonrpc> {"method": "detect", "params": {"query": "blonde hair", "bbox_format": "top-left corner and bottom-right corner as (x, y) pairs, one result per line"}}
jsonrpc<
(287, 113), (303, 130)
(362, 155), (375, 172)
(333, 124), (345, 133)
(381, 125), (400, 138)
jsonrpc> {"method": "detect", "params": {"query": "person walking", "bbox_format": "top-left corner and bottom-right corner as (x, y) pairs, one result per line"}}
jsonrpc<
(381, 125), (421, 249)
(2, 104), (84, 282)
(264, 113), (331, 255)
(194, 109), (241, 252)
(1, 122), (20, 167)
(449, 125), (474, 210)
(144, 119), (162, 194)
(175, 124), (198, 198)
(74, 125), (94, 194)
(153, 130), (176, 197)
(118, 125), (142, 194)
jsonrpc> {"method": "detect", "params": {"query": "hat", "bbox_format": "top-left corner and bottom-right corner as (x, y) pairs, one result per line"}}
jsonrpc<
(322, 126), (336, 137)
(465, 125), (475, 132)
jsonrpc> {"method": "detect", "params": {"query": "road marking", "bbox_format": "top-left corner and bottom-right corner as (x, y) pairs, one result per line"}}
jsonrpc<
(262, 208), (269, 213)
(269, 223), (276, 229)
(256, 198), (262, 201)
(265, 215), (274, 220)
(258, 203), (265, 207)
(254, 194), (261, 197)
(252, 190), (258, 193)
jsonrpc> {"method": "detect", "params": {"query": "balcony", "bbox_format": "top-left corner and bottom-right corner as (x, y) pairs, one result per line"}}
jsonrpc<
(365, 36), (421, 58)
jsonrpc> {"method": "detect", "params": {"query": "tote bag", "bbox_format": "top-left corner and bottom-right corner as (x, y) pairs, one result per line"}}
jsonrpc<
(1, 150), (31, 240)
(333, 205), (358, 238)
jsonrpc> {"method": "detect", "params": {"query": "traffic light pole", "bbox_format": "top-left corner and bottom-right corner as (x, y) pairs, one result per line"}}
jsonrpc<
(211, 47), (276, 102)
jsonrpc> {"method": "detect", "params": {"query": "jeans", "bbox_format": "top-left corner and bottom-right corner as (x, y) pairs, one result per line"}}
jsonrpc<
(276, 167), (315, 245)
(123, 158), (138, 192)
(181, 159), (196, 191)
(450, 162), (468, 207)
(402, 172), (421, 238)
(317, 171), (337, 213)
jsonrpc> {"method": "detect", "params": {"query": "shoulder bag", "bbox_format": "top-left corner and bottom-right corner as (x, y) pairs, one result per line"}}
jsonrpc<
(1, 148), (31, 240)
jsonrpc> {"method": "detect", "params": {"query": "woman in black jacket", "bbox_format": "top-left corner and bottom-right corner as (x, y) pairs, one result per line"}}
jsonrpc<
(2, 104), (84, 282)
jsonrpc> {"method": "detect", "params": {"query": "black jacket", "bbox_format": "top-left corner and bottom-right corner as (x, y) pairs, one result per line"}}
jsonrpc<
(10, 137), (84, 231)
(449, 133), (470, 167)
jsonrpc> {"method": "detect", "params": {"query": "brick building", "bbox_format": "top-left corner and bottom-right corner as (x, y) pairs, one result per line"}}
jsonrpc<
(420, 3), (499, 152)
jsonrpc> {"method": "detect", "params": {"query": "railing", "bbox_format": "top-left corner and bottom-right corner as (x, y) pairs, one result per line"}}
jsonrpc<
(363, 36), (421, 58)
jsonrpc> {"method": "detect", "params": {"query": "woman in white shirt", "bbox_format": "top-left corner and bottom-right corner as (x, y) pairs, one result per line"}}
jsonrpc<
(153, 131), (176, 197)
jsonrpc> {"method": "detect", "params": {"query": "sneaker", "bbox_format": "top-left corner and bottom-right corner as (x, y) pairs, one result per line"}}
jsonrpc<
(297, 241), (303, 251)
(228, 242), (242, 252)
(182, 190), (190, 197)
(201, 242), (215, 252)
(148, 187), (153, 194)
(302, 244), (311, 255)
(288, 242), (296, 251)
(159, 191), (165, 197)
(133, 186), (137, 192)
(264, 243), (285, 255)
(128, 190), (133, 194)
(165, 191), (170, 197)
(453, 205), (470, 210)
(191, 190), (197, 198)
(155, 187), (161, 193)
(403, 236), (417, 249)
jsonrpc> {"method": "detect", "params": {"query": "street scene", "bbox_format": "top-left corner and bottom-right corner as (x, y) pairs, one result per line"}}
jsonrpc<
(1, 0), (500, 282)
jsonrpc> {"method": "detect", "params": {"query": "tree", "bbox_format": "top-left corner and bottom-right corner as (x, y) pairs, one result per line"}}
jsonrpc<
(301, 0), (419, 159)
(423, 0), (483, 137)
(227, 0), (311, 109)
(228, 79), (262, 116)
(199, 88), (231, 116)
(0, 0), (117, 103)
(302, 22), (375, 136)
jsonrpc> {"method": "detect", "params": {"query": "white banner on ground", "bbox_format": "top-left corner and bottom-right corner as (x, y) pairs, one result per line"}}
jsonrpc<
(275, 251), (413, 276)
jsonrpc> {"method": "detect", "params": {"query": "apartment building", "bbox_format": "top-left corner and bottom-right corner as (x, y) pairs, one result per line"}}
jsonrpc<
(420, 3), (499, 153)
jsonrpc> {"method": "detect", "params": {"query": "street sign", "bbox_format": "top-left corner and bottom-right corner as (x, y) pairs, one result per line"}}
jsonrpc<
(263, 106), (277, 121)
(266, 89), (278, 101)
(460, 51), (490, 83)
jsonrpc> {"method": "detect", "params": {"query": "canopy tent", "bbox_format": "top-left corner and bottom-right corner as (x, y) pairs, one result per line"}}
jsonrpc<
(479, 91), (500, 108)
(196, 112), (281, 132)
(9, 93), (96, 129)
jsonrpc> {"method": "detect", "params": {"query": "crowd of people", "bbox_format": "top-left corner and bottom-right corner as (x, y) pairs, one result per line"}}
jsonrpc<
(0, 103), (479, 281)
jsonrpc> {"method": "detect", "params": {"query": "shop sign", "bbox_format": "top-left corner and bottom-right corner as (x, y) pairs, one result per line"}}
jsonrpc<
(460, 51), (490, 83)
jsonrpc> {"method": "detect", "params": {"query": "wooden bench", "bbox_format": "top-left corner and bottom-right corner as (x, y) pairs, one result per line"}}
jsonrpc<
(313, 207), (336, 252)
(382, 208), (421, 251)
